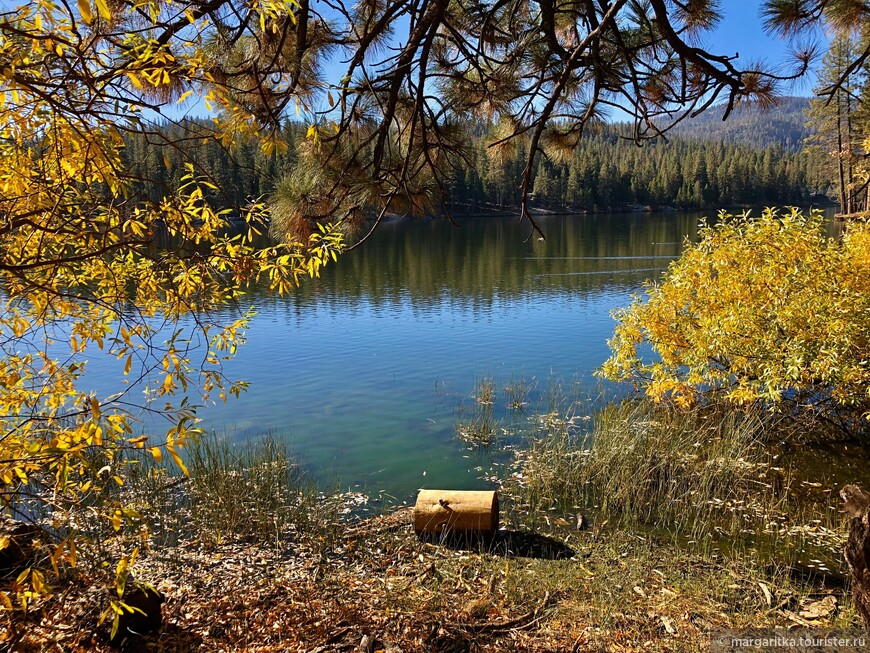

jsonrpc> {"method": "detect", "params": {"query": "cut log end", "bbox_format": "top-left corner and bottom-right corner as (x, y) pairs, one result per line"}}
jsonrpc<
(413, 490), (499, 538)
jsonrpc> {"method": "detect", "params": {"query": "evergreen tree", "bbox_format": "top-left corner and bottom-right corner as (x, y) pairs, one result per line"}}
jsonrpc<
(806, 36), (867, 213)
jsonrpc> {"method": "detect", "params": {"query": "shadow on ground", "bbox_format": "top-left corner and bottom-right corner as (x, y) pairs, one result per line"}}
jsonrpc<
(418, 529), (575, 560)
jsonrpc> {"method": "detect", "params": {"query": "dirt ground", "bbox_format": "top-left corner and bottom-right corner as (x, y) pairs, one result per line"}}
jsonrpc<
(4, 507), (863, 652)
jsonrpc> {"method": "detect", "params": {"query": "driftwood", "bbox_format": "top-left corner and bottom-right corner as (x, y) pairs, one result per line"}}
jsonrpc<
(841, 484), (870, 630)
(414, 490), (499, 538)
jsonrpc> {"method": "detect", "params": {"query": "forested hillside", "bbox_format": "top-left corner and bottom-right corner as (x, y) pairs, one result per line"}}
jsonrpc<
(456, 124), (813, 212)
(123, 121), (305, 212)
(669, 97), (812, 150)
(123, 117), (821, 217)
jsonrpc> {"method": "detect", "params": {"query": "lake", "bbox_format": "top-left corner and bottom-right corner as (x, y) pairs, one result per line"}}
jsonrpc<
(86, 210), (840, 500)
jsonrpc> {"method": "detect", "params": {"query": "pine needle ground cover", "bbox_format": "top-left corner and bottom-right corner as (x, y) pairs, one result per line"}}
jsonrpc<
(7, 510), (860, 652)
(4, 425), (865, 652)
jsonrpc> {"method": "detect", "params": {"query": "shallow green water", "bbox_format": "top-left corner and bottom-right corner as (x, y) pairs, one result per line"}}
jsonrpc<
(84, 210), (844, 501)
(224, 211), (697, 497)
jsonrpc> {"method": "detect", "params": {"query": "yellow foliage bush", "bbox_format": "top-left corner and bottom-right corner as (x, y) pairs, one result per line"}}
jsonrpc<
(600, 208), (870, 436)
(0, 0), (343, 619)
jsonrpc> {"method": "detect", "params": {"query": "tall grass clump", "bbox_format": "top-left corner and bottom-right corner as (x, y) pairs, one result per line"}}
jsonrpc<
(122, 435), (341, 550)
(508, 399), (844, 561)
(505, 375), (534, 410)
(184, 436), (325, 545)
(455, 377), (500, 446)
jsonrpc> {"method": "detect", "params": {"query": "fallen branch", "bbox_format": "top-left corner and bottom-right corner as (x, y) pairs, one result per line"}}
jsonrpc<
(306, 624), (353, 653)
(458, 591), (552, 633)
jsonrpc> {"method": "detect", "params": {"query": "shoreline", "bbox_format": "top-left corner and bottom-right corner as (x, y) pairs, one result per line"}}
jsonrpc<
(387, 202), (839, 222)
(9, 506), (861, 652)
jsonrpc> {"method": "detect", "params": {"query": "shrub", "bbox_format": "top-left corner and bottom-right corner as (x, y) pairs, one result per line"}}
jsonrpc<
(599, 208), (870, 439)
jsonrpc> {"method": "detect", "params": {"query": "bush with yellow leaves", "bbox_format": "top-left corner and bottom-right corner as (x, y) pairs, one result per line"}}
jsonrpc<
(599, 207), (870, 439)
(0, 0), (343, 629)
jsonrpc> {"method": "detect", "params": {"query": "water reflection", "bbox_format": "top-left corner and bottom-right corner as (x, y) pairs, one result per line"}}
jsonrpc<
(190, 212), (703, 497)
(74, 210), (839, 499)
(255, 212), (700, 317)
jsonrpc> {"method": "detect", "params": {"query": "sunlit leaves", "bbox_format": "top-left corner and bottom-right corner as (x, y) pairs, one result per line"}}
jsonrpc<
(78, 0), (93, 24)
(600, 208), (870, 434)
(0, 0), (342, 610)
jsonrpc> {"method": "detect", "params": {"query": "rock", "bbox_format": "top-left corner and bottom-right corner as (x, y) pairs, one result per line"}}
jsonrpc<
(108, 585), (164, 647)
(798, 595), (837, 621)
(356, 634), (373, 653)
(0, 519), (40, 576)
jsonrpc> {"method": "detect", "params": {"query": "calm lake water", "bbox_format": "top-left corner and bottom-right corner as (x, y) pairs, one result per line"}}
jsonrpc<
(87, 210), (842, 500)
(216, 211), (696, 497)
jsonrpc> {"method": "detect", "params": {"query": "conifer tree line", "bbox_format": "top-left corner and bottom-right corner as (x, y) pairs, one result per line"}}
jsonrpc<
(123, 118), (820, 217)
(451, 123), (814, 212)
(805, 34), (870, 216)
(123, 121), (306, 213)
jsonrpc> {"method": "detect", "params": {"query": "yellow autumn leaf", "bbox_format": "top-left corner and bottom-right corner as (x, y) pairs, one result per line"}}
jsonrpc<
(90, 396), (101, 419)
(77, 0), (92, 23)
(167, 445), (188, 475)
(94, 0), (111, 20)
(31, 570), (46, 594)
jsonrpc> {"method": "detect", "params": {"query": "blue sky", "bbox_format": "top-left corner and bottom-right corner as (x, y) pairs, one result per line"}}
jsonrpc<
(703, 0), (827, 96)
(169, 1), (827, 122)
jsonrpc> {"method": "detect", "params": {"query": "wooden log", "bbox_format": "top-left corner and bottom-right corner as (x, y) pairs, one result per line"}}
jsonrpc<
(841, 485), (870, 630)
(414, 489), (499, 538)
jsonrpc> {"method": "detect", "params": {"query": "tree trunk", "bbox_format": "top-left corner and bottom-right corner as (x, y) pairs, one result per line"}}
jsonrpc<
(845, 80), (855, 215)
(837, 88), (848, 213)
(841, 485), (870, 630)
(414, 490), (499, 538)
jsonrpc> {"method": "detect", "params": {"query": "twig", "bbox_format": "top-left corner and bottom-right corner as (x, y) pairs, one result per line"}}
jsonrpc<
(458, 591), (552, 633)
(306, 625), (352, 653)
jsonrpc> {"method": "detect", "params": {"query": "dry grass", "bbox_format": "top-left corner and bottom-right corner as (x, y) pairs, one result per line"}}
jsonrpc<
(504, 399), (847, 569)
(7, 510), (861, 652)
